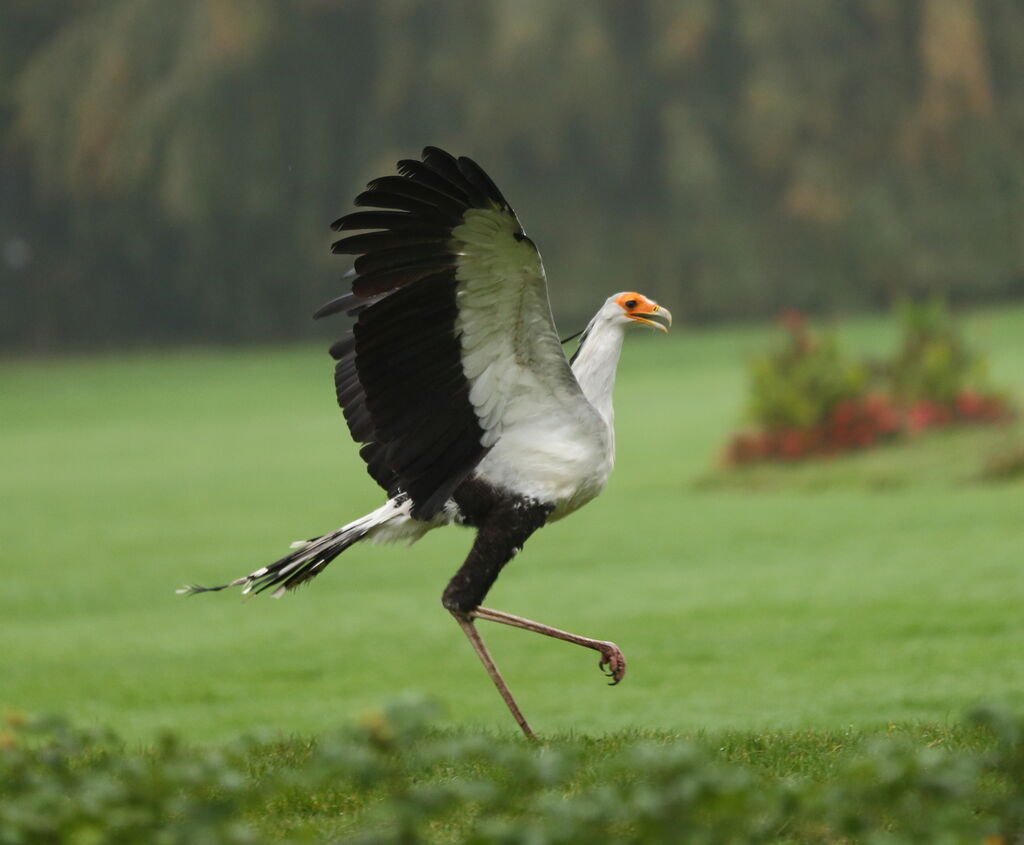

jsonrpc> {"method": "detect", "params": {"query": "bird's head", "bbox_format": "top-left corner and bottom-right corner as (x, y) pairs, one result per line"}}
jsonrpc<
(606, 292), (672, 333)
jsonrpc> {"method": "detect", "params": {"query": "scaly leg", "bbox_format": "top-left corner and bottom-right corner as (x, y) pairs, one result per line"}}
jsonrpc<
(451, 611), (535, 739)
(443, 499), (623, 737)
(472, 606), (627, 684)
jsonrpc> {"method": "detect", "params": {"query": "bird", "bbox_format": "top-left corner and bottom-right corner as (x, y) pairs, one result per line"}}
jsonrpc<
(180, 146), (671, 738)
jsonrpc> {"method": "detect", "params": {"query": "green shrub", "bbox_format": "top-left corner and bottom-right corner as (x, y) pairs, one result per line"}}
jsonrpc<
(747, 311), (868, 432)
(887, 298), (1013, 430)
(0, 714), (262, 844)
(888, 298), (988, 407)
(3, 703), (1024, 843)
(730, 312), (895, 462)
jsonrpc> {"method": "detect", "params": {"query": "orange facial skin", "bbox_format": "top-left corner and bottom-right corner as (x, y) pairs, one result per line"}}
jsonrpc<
(615, 292), (672, 332)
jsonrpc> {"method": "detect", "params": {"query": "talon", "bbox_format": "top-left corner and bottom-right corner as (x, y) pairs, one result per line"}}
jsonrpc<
(597, 643), (626, 686)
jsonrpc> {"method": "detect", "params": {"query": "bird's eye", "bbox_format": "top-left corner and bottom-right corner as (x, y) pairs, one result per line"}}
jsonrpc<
(624, 299), (638, 309)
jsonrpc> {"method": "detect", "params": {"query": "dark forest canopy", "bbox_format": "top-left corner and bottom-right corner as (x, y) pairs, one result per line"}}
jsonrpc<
(2, 0), (1024, 351)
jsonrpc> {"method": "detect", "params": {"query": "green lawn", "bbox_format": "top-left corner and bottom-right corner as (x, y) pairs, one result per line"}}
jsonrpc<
(2, 306), (1022, 743)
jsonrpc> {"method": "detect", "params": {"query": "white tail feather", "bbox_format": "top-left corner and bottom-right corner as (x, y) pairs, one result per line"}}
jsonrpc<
(178, 496), (415, 597)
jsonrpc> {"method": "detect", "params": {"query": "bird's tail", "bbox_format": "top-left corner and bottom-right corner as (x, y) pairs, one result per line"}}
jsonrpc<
(178, 498), (408, 599)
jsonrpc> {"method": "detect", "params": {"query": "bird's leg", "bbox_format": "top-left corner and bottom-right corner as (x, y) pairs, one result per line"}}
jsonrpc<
(450, 611), (535, 739)
(471, 606), (627, 684)
(442, 495), (553, 738)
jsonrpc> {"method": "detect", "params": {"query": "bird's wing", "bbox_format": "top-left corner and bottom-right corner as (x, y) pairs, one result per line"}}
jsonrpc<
(321, 147), (590, 520)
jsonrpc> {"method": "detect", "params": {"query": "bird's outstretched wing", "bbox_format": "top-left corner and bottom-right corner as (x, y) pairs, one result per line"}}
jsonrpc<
(320, 147), (586, 520)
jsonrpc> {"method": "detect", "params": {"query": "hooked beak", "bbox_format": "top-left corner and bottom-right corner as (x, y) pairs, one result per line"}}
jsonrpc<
(629, 303), (673, 333)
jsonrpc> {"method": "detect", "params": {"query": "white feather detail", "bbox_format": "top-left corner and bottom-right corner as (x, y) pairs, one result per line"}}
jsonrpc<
(458, 230), (503, 248)
(446, 204), (611, 512)
(461, 276), (501, 293)
(468, 363), (497, 406)
(474, 383), (505, 423)
(461, 345), (494, 379)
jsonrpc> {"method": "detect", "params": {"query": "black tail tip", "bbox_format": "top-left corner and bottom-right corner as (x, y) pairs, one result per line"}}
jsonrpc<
(176, 583), (227, 596)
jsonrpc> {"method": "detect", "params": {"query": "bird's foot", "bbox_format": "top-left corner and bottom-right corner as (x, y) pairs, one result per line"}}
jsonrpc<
(469, 606), (628, 687)
(597, 642), (626, 685)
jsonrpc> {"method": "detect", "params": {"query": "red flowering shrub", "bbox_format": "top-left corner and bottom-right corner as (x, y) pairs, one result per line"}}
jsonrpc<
(746, 312), (868, 432)
(727, 312), (895, 463)
(726, 302), (1014, 466)
(726, 395), (902, 463)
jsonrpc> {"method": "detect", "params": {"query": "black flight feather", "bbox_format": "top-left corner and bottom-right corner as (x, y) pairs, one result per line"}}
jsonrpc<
(364, 176), (468, 219)
(331, 210), (446, 232)
(353, 246), (455, 278)
(457, 156), (513, 212)
(331, 230), (448, 255)
(397, 159), (472, 204)
(317, 148), (521, 518)
(354, 190), (458, 225)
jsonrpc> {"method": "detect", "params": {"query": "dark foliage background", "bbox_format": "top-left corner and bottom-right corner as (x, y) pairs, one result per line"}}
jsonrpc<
(3, 0), (1024, 351)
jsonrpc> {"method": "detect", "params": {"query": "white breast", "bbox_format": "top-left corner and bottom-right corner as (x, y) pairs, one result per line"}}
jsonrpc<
(474, 397), (613, 519)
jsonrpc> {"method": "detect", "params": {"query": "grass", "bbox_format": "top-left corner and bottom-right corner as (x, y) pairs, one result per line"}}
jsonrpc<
(243, 715), (1001, 842)
(5, 702), (1020, 843)
(1, 305), (1023, 746)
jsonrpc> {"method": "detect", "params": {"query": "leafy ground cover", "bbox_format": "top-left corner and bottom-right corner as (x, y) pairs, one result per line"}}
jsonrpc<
(1, 306), (1022, 743)
(3, 701), (1023, 843)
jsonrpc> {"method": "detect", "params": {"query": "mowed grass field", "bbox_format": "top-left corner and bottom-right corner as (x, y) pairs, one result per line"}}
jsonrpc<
(2, 306), (1023, 744)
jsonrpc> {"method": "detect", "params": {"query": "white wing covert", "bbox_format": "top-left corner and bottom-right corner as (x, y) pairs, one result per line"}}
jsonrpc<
(453, 206), (586, 448)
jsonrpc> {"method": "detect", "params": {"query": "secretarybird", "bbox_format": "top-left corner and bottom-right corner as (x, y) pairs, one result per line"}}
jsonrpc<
(181, 147), (671, 737)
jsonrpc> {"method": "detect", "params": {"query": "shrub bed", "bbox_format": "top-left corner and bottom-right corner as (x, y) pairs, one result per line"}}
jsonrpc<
(727, 303), (1013, 465)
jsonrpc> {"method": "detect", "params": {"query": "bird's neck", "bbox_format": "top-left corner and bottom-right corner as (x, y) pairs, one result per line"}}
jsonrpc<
(570, 319), (625, 429)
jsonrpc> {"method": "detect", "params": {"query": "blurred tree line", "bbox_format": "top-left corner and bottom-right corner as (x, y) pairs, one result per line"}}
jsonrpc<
(2, 0), (1024, 351)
